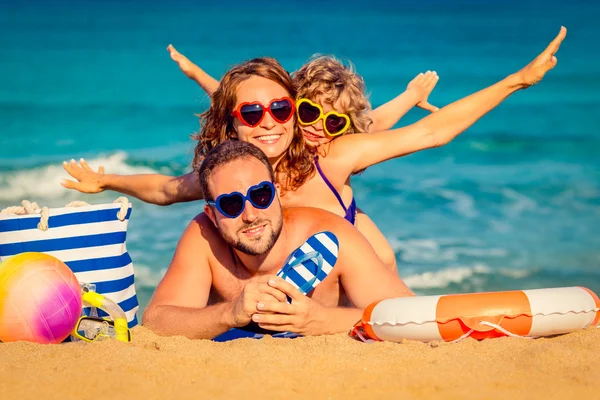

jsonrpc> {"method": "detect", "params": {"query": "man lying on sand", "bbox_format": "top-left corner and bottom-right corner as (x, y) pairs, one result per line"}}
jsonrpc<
(143, 140), (414, 339)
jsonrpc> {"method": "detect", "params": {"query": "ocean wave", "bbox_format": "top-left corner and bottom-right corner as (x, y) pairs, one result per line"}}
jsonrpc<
(435, 189), (479, 218)
(465, 135), (600, 154)
(402, 264), (535, 289)
(402, 264), (600, 296)
(133, 263), (168, 289)
(0, 152), (159, 203)
(131, 261), (597, 298)
(391, 238), (507, 263)
(501, 188), (539, 217)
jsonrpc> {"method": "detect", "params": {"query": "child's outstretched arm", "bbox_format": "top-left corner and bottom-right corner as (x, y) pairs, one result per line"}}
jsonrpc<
(61, 159), (203, 205)
(369, 71), (440, 132)
(334, 27), (566, 175)
(168, 45), (220, 97)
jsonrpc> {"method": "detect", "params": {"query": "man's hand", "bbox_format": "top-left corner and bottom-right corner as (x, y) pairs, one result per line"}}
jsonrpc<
(61, 158), (105, 193)
(407, 71), (440, 113)
(229, 275), (288, 327)
(251, 277), (327, 335)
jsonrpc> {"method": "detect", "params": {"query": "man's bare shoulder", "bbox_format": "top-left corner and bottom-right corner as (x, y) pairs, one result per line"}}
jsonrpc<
(177, 212), (233, 268)
(191, 212), (212, 227)
(185, 212), (224, 244)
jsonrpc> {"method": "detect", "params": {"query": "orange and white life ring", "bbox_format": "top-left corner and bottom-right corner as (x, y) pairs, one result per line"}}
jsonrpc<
(351, 287), (600, 342)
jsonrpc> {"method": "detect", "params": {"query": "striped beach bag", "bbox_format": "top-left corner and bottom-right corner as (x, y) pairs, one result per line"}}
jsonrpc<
(0, 198), (139, 328)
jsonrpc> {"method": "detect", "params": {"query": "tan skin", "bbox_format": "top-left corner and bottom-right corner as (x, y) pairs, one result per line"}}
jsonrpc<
(294, 73), (439, 270)
(62, 26), (566, 273)
(61, 76), (403, 271)
(255, 23), (566, 262)
(165, 32), (564, 219)
(166, 44), (439, 119)
(142, 157), (413, 339)
(223, 76), (389, 269)
(61, 54), (440, 273)
(229, 78), (295, 165)
(293, 27), (567, 201)
(164, 51), (438, 272)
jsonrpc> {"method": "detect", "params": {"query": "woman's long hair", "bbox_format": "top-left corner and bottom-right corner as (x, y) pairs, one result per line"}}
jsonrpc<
(192, 57), (314, 192)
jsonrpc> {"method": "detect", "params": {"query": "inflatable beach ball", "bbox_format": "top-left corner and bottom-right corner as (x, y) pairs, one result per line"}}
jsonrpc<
(0, 252), (82, 344)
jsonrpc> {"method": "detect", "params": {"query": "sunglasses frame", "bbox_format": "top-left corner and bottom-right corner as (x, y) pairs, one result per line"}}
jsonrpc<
(207, 181), (277, 218)
(231, 97), (296, 128)
(296, 98), (351, 137)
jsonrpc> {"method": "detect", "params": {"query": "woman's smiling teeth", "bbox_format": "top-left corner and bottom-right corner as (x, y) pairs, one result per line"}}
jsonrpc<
(255, 134), (281, 144)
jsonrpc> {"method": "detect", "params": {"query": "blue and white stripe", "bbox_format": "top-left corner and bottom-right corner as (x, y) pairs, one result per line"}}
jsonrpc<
(0, 203), (139, 328)
(213, 231), (340, 342)
(277, 231), (339, 294)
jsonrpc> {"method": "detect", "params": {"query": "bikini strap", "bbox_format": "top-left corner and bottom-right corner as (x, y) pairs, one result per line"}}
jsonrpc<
(314, 157), (348, 212)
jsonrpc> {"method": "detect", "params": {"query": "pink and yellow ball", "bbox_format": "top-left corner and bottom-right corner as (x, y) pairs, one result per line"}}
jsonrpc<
(0, 252), (82, 344)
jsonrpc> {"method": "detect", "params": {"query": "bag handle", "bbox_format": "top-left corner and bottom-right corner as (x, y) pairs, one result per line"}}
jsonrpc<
(0, 196), (130, 231)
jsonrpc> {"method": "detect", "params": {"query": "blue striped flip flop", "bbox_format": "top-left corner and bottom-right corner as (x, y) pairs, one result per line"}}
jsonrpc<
(276, 231), (339, 298)
(212, 231), (339, 342)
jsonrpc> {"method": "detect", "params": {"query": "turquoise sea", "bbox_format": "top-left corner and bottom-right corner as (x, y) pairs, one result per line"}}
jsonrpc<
(1, 0), (599, 314)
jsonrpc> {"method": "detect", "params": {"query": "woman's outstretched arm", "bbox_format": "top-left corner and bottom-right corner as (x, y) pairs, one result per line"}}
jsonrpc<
(61, 159), (203, 205)
(167, 44), (220, 97)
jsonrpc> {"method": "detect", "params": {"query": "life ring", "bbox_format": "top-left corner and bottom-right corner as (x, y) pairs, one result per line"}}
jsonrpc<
(351, 287), (600, 342)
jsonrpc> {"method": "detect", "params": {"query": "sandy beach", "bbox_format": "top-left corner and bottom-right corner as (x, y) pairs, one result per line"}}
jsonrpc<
(1, 326), (598, 400)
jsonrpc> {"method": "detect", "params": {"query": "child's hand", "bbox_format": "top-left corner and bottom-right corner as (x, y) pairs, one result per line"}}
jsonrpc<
(515, 26), (566, 88)
(407, 71), (440, 113)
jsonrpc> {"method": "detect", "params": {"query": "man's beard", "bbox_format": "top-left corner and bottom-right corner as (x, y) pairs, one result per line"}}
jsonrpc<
(217, 215), (283, 256)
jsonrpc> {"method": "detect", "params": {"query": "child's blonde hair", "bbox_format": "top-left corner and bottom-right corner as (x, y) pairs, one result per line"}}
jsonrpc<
(293, 55), (373, 135)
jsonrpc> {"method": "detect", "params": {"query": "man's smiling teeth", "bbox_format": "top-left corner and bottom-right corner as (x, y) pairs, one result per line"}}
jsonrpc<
(243, 224), (266, 237)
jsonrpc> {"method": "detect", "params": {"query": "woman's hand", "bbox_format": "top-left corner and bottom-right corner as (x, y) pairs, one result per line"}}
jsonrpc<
(61, 158), (105, 193)
(167, 44), (198, 80)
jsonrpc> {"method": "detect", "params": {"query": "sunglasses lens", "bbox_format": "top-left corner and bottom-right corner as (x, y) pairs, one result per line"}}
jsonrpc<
(218, 194), (245, 217)
(325, 115), (348, 135)
(239, 104), (265, 126)
(270, 99), (294, 123)
(298, 101), (321, 124)
(249, 183), (274, 208)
